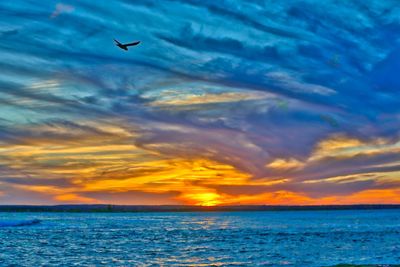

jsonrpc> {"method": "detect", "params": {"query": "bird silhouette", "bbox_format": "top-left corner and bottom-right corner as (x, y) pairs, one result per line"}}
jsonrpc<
(114, 39), (140, 51)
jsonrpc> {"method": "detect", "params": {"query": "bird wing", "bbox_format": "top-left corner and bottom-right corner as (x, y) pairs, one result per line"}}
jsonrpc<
(125, 41), (140, 46)
(114, 39), (121, 45)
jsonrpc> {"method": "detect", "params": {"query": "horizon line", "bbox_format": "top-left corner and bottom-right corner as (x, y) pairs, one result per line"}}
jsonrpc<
(1, 204), (400, 213)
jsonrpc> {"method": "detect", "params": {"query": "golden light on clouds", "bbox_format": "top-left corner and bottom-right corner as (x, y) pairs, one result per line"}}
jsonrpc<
(149, 91), (270, 107)
(311, 134), (399, 160)
(266, 158), (304, 170)
(1, 120), (400, 206)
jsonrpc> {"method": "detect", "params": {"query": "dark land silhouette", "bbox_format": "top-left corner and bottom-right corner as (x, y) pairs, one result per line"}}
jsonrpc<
(1, 204), (399, 212)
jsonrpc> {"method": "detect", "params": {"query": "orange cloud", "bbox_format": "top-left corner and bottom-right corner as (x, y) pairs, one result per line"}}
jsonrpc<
(55, 193), (98, 204)
(2, 119), (400, 206)
(331, 189), (400, 204)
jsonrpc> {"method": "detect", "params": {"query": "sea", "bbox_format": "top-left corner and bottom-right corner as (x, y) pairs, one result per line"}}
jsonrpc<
(0, 209), (399, 266)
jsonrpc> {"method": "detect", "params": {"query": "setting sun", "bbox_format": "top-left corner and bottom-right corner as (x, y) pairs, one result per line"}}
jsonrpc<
(178, 191), (223, 206)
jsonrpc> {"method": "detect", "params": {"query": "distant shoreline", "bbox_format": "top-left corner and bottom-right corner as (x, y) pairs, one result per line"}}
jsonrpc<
(1, 204), (400, 212)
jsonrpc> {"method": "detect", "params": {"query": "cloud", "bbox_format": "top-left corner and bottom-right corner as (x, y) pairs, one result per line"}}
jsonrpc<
(149, 91), (270, 107)
(0, 0), (399, 205)
(50, 3), (75, 19)
(267, 158), (304, 170)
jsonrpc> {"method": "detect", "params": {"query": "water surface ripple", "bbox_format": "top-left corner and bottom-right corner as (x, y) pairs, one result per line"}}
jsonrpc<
(0, 210), (399, 266)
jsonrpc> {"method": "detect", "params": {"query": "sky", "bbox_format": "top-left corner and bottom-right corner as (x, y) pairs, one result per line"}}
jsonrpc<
(0, 0), (399, 206)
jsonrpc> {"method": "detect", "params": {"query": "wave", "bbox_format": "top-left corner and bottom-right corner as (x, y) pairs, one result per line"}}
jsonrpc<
(0, 219), (41, 227)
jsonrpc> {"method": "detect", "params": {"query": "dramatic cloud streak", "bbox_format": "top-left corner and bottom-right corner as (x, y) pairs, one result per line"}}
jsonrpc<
(0, 0), (399, 205)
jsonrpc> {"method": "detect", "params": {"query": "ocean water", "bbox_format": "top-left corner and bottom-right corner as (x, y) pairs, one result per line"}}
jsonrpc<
(0, 210), (399, 266)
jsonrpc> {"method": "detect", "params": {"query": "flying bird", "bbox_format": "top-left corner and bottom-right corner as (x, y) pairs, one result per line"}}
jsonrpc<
(114, 39), (140, 51)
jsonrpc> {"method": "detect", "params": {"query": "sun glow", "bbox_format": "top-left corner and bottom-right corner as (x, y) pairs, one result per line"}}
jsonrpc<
(179, 192), (223, 206)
